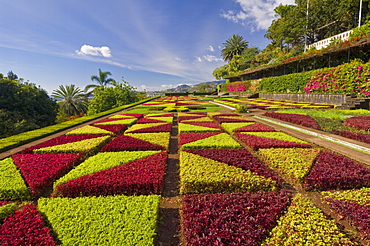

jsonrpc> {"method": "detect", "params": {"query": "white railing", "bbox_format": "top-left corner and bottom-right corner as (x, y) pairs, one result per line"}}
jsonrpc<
(307, 30), (353, 50)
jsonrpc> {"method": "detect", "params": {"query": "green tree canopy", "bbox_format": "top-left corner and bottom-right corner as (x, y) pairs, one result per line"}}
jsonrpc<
(221, 34), (249, 62)
(87, 78), (139, 115)
(52, 85), (88, 118)
(0, 76), (57, 138)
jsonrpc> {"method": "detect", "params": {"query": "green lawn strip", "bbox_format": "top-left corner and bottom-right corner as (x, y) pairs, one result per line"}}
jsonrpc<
(38, 195), (160, 246)
(221, 122), (256, 133)
(0, 158), (30, 200)
(0, 97), (157, 153)
(179, 151), (276, 194)
(322, 188), (370, 206)
(239, 132), (309, 144)
(125, 133), (170, 149)
(33, 136), (111, 154)
(65, 125), (114, 135)
(181, 133), (241, 149)
(53, 151), (160, 190)
(178, 123), (221, 133)
(261, 194), (354, 245)
(258, 148), (322, 181)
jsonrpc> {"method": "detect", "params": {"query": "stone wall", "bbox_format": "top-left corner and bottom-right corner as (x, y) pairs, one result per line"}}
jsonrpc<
(258, 93), (349, 105)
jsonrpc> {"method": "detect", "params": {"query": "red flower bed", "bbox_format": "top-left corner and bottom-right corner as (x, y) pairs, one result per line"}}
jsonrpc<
(93, 118), (130, 124)
(235, 133), (311, 151)
(185, 149), (280, 184)
(264, 112), (320, 129)
(235, 123), (275, 132)
(325, 199), (370, 240)
(0, 204), (57, 245)
(333, 129), (370, 144)
(137, 118), (167, 124)
(116, 113), (144, 118)
(22, 135), (107, 154)
(100, 135), (164, 152)
(53, 152), (167, 197)
(12, 153), (83, 197)
(179, 132), (221, 146)
(344, 116), (370, 131)
(304, 151), (370, 191)
(181, 191), (291, 246)
(127, 123), (172, 133)
(91, 124), (127, 134)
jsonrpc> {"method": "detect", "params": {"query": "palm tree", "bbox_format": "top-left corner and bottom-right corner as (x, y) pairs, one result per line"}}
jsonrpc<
(84, 68), (115, 97)
(221, 34), (249, 62)
(52, 85), (88, 117)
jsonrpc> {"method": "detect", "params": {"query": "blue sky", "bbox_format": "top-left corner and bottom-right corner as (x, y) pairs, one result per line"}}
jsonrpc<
(0, 0), (294, 93)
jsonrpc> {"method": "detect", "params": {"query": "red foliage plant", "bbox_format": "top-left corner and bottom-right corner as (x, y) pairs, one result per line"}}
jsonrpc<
(344, 116), (370, 131)
(100, 135), (165, 152)
(264, 112), (320, 129)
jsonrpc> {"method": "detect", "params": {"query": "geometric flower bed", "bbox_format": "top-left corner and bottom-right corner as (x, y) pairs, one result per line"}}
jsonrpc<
(66, 124), (127, 135)
(178, 132), (221, 147)
(100, 135), (165, 151)
(94, 118), (138, 125)
(333, 129), (370, 144)
(178, 122), (222, 132)
(262, 194), (354, 245)
(180, 133), (241, 149)
(258, 148), (322, 182)
(179, 150), (277, 194)
(125, 132), (170, 150)
(344, 116), (370, 130)
(264, 112), (321, 129)
(0, 158), (30, 200)
(12, 153), (83, 197)
(221, 122), (275, 133)
(181, 191), (292, 245)
(38, 195), (160, 245)
(322, 188), (370, 240)
(213, 115), (253, 123)
(235, 132), (312, 150)
(0, 204), (58, 245)
(52, 151), (167, 197)
(52, 150), (162, 196)
(125, 123), (172, 133)
(304, 151), (370, 191)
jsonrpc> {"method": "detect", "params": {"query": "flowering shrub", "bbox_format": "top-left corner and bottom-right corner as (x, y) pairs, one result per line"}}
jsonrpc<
(185, 148), (280, 183)
(227, 81), (250, 91)
(235, 132), (311, 150)
(100, 135), (165, 151)
(12, 153), (83, 197)
(262, 194), (354, 245)
(304, 60), (370, 97)
(38, 195), (160, 245)
(181, 191), (291, 245)
(344, 116), (370, 130)
(179, 151), (276, 194)
(0, 204), (57, 245)
(333, 129), (370, 144)
(264, 112), (320, 129)
(304, 151), (370, 191)
(0, 158), (30, 200)
(53, 152), (167, 197)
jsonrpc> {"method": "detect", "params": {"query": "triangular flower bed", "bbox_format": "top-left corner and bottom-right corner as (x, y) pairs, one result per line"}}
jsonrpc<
(100, 135), (165, 152)
(53, 152), (167, 197)
(179, 116), (213, 123)
(126, 123), (172, 133)
(136, 118), (169, 124)
(181, 191), (291, 246)
(53, 150), (161, 194)
(181, 133), (241, 149)
(304, 151), (370, 191)
(144, 113), (174, 117)
(65, 125), (114, 135)
(0, 158), (30, 200)
(125, 132), (170, 150)
(235, 132), (311, 150)
(235, 122), (276, 132)
(179, 132), (221, 146)
(185, 148), (280, 184)
(221, 122), (256, 133)
(91, 124), (127, 135)
(178, 122), (222, 132)
(0, 204), (57, 245)
(178, 116), (205, 122)
(22, 135), (108, 154)
(179, 151), (276, 194)
(94, 118), (137, 125)
(92, 118), (131, 124)
(109, 113), (143, 119)
(12, 153), (83, 197)
(213, 116), (253, 123)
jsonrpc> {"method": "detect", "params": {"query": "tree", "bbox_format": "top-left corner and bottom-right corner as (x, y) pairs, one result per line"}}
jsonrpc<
(52, 85), (88, 118)
(0, 77), (57, 138)
(221, 34), (249, 62)
(87, 77), (139, 115)
(84, 68), (115, 96)
(7, 71), (18, 81)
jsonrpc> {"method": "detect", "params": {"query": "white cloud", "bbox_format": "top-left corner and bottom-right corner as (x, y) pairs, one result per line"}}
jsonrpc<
(222, 0), (296, 30)
(195, 56), (203, 62)
(207, 45), (215, 52)
(76, 45), (112, 58)
(195, 55), (223, 63)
